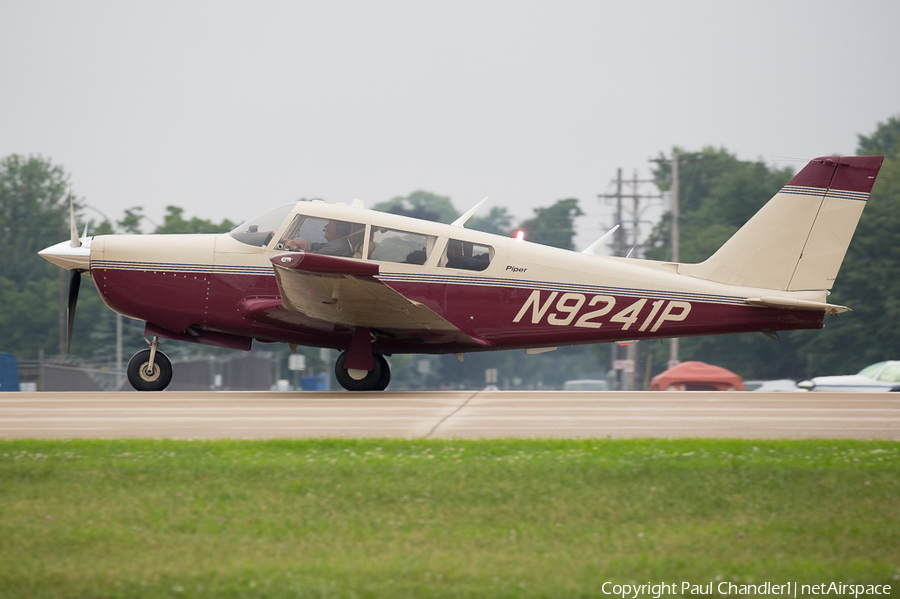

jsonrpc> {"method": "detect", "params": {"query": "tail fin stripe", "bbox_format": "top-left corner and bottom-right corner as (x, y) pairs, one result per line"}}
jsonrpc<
(780, 186), (827, 197)
(780, 185), (869, 201)
(823, 190), (870, 201)
(782, 185), (827, 194)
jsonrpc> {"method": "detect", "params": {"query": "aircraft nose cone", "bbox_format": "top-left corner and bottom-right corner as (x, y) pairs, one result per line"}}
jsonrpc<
(38, 238), (92, 271)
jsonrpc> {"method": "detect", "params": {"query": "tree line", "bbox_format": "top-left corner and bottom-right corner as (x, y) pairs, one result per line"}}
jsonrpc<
(2, 115), (898, 387)
(641, 116), (900, 381)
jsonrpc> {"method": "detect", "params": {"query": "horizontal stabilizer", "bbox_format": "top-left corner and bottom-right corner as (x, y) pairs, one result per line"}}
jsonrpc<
(745, 296), (849, 316)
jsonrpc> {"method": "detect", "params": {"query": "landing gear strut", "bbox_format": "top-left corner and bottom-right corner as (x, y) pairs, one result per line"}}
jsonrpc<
(335, 351), (391, 391)
(127, 337), (173, 391)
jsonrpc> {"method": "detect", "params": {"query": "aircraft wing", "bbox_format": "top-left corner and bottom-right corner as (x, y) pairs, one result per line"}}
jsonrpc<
(264, 252), (486, 346)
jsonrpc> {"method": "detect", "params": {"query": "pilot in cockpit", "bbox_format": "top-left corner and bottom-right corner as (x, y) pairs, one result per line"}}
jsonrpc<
(285, 220), (353, 257)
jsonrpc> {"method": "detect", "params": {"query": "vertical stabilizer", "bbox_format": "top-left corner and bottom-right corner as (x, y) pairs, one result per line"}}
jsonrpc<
(680, 155), (883, 291)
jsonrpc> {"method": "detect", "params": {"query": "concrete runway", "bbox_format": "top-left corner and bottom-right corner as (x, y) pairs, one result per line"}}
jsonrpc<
(1, 390), (897, 440)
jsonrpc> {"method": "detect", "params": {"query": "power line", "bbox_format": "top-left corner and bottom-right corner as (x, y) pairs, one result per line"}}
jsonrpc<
(598, 168), (661, 258)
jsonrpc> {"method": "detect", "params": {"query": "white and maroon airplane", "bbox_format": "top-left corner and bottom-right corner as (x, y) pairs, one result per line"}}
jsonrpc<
(39, 155), (883, 391)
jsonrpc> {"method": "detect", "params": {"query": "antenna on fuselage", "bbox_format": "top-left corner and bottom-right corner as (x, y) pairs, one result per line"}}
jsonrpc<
(581, 224), (619, 255)
(451, 197), (489, 227)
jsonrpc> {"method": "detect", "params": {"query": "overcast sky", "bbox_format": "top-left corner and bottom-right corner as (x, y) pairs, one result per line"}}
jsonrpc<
(2, 1), (898, 250)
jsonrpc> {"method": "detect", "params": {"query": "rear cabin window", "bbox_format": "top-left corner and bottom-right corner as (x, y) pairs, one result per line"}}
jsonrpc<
(440, 239), (493, 271)
(368, 228), (436, 264)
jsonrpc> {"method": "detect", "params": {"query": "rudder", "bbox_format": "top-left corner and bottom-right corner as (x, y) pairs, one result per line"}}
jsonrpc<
(680, 155), (884, 291)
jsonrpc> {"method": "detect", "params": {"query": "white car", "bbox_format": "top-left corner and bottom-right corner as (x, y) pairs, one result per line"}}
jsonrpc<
(744, 379), (806, 392)
(562, 379), (610, 391)
(798, 361), (900, 392)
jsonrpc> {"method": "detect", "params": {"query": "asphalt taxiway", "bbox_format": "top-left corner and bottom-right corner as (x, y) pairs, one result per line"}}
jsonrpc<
(0, 391), (897, 440)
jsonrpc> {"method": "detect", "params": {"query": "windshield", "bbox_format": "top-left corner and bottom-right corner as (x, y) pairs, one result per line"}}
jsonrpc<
(229, 203), (295, 247)
(858, 362), (886, 379)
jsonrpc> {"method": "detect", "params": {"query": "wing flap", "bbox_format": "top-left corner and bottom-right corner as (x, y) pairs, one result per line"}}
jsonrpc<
(269, 252), (487, 346)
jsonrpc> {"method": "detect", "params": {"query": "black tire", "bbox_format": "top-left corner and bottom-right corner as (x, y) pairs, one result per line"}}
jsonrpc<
(374, 354), (391, 391)
(127, 348), (173, 392)
(335, 351), (386, 391)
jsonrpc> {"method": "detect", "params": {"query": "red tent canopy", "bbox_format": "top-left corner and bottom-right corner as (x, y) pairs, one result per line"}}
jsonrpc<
(650, 361), (744, 391)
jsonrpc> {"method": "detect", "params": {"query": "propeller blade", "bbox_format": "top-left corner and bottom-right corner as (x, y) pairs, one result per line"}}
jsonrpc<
(66, 270), (83, 354)
(69, 198), (81, 248)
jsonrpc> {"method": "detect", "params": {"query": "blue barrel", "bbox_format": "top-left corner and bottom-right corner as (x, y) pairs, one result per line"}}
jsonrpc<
(0, 352), (20, 392)
(300, 373), (328, 391)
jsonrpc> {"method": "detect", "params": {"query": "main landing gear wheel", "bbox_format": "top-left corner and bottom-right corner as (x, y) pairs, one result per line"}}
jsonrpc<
(127, 348), (173, 391)
(374, 354), (391, 391)
(335, 352), (391, 391)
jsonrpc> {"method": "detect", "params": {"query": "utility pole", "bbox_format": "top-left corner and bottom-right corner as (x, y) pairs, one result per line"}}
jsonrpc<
(669, 153), (680, 367)
(599, 169), (662, 389)
(612, 168), (626, 256)
(604, 169), (625, 390)
(651, 150), (692, 369)
(599, 169), (661, 258)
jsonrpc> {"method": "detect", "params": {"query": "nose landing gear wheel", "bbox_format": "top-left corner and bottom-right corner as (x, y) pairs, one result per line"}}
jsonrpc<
(335, 352), (391, 391)
(127, 348), (173, 391)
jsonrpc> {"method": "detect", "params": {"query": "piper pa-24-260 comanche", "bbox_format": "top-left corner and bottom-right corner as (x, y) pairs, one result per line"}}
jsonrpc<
(40, 155), (884, 391)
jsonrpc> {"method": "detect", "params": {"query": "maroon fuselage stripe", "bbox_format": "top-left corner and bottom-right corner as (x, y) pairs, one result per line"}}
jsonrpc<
(94, 268), (824, 355)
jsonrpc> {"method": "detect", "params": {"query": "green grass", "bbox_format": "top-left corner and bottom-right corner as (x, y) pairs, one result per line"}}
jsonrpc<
(1, 439), (898, 598)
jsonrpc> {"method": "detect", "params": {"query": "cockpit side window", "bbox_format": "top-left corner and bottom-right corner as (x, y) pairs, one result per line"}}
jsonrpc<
(441, 239), (493, 271)
(368, 228), (437, 265)
(229, 203), (295, 247)
(276, 216), (365, 258)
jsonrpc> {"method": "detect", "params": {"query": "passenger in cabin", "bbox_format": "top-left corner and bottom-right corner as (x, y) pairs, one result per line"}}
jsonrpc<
(404, 249), (427, 265)
(445, 240), (489, 271)
(286, 220), (353, 257)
